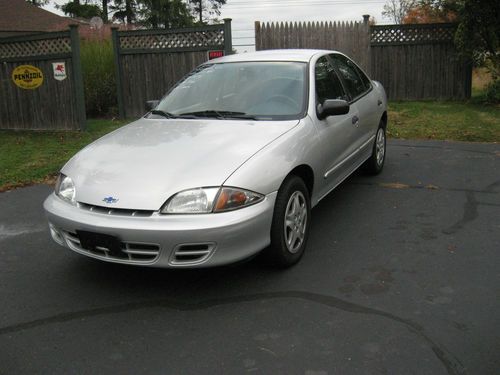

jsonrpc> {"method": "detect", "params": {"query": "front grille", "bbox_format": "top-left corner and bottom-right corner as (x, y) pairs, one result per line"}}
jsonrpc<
(78, 203), (154, 217)
(63, 231), (160, 263)
(171, 243), (216, 265)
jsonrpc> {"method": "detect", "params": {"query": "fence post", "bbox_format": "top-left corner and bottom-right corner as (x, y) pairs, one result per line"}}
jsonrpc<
(255, 21), (261, 51)
(69, 25), (86, 130)
(111, 27), (125, 119)
(362, 14), (371, 75)
(223, 18), (233, 55)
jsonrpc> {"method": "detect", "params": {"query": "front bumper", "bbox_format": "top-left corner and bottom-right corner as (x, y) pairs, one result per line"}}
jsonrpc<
(43, 192), (277, 268)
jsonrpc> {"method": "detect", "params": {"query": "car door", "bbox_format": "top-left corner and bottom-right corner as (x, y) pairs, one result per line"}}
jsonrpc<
(329, 54), (379, 154)
(312, 55), (360, 198)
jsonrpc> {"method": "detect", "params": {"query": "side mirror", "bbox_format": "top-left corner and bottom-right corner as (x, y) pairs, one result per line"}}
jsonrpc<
(317, 99), (350, 120)
(145, 100), (159, 111)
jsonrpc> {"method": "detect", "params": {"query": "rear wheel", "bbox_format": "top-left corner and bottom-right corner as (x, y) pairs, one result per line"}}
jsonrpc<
(266, 175), (311, 267)
(363, 122), (386, 175)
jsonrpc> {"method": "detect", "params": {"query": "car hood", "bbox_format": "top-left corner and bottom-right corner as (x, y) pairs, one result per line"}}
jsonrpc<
(62, 118), (299, 210)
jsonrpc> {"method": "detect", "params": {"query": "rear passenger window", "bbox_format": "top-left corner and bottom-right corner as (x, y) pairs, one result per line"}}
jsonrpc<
(330, 54), (370, 100)
(315, 56), (346, 105)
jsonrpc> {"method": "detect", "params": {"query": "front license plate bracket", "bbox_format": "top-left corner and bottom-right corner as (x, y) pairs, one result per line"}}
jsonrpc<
(76, 230), (123, 257)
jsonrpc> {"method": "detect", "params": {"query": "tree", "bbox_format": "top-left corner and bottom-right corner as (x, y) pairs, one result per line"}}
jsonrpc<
(61, 1), (102, 18)
(135, 0), (194, 28)
(382, 0), (417, 23)
(403, 0), (458, 23)
(188, 0), (226, 25)
(102, 0), (109, 21)
(26, 0), (49, 6)
(454, 0), (499, 79)
(109, 0), (225, 27)
(112, 0), (137, 24)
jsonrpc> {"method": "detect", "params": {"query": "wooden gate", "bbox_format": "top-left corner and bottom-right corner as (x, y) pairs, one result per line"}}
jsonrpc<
(113, 20), (233, 119)
(0, 25), (86, 130)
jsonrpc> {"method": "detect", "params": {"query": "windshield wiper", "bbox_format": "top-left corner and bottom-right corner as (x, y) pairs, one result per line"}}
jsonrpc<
(224, 114), (260, 120)
(149, 109), (177, 119)
(177, 110), (227, 119)
(178, 110), (260, 120)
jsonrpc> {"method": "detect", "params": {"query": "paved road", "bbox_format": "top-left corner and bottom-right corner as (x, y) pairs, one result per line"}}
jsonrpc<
(0, 140), (499, 375)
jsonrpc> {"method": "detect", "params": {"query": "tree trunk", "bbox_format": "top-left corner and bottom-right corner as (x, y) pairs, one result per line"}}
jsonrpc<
(125, 0), (132, 24)
(102, 0), (108, 22)
(199, 0), (203, 24)
(164, 0), (171, 29)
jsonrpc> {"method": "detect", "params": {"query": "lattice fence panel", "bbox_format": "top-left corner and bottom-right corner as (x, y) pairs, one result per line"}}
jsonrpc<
(0, 36), (71, 59)
(371, 24), (455, 45)
(120, 30), (225, 50)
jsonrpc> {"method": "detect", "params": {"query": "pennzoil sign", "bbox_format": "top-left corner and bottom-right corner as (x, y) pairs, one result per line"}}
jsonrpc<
(12, 65), (44, 89)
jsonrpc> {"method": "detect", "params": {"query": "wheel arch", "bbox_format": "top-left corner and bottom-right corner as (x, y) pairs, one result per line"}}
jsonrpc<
(381, 111), (388, 129)
(285, 164), (315, 198)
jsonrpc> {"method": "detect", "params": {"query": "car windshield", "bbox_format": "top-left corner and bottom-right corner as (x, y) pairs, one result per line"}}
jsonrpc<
(155, 61), (307, 120)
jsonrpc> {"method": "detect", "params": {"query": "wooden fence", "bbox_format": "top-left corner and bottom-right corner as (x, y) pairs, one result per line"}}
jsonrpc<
(255, 19), (370, 73)
(370, 23), (471, 100)
(0, 25), (85, 130)
(255, 20), (471, 100)
(113, 19), (233, 118)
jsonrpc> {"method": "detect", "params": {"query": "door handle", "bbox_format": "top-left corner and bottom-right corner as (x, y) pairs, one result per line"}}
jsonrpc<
(377, 99), (383, 106)
(352, 115), (359, 125)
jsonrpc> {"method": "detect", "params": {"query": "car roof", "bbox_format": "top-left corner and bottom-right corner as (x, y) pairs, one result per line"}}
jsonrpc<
(208, 49), (337, 63)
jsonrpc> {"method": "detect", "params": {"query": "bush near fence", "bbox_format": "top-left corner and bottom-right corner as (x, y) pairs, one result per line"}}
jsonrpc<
(80, 39), (117, 117)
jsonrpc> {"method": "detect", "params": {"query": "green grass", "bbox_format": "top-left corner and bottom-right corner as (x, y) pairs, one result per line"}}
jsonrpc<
(387, 101), (500, 142)
(0, 119), (127, 191)
(1, 100), (499, 191)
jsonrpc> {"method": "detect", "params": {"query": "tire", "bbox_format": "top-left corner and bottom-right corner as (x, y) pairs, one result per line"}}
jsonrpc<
(266, 175), (311, 268)
(363, 122), (386, 175)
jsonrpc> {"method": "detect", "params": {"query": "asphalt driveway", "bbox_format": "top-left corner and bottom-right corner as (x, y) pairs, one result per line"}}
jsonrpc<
(0, 140), (499, 375)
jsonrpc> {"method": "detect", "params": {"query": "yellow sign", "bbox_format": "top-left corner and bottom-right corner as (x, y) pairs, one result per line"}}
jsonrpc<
(12, 65), (43, 89)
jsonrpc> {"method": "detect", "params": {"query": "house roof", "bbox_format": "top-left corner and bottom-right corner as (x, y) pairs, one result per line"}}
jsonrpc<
(0, 0), (81, 33)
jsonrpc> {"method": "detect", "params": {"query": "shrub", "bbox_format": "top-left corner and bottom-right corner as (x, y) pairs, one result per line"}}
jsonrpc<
(485, 79), (500, 104)
(80, 39), (117, 117)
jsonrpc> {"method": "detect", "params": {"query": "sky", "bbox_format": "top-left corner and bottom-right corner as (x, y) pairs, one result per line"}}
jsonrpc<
(43, 0), (390, 52)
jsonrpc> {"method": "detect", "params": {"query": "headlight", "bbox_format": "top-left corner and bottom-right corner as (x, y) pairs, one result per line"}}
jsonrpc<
(162, 187), (219, 214)
(55, 174), (76, 205)
(161, 187), (264, 214)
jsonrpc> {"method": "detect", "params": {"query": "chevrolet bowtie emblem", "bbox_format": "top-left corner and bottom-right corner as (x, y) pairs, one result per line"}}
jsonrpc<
(102, 196), (119, 204)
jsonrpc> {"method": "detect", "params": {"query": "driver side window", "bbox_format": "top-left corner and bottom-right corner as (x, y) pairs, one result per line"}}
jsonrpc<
(315, 56), (346, 105)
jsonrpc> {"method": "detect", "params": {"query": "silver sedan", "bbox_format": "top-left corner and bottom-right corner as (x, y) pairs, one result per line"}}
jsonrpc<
(44, 49), (387, 268)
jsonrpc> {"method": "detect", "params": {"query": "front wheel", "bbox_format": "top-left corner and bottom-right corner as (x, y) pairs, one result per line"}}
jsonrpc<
(266, 175), (311, 267)
(363, 123), (386, 175)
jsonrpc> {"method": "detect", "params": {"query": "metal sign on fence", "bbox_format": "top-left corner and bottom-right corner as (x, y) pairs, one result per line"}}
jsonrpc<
(52, 62), (67, 81)
(11, 65), (44, 89)
(208, 50), (224, 60)
(0, 25), (86, 130)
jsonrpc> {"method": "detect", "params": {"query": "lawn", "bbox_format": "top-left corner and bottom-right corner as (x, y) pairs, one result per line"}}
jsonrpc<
(0, 119), (128, 191)
(387, 101), (500, 142)
(1, 101), (499, 191)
